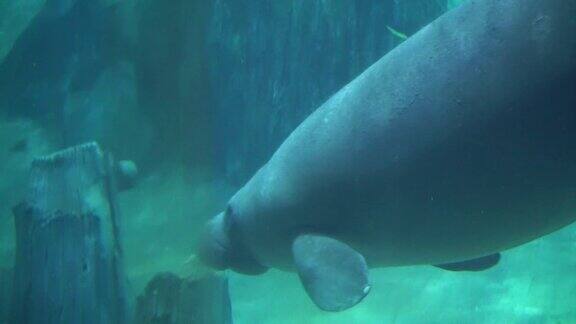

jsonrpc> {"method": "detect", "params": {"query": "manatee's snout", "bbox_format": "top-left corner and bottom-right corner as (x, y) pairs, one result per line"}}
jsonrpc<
(196, 208), (268, 275)
(196, 212), (232, 270)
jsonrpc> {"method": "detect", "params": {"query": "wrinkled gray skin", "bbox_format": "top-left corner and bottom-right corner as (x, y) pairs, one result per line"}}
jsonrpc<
(198, 0), (576, 288)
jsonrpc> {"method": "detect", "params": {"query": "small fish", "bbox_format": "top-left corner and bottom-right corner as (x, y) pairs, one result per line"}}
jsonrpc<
(386, 25), (409, 41)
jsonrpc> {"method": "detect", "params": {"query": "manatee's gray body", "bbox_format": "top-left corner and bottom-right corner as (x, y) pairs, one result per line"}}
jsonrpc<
(198, 0), (576, 311)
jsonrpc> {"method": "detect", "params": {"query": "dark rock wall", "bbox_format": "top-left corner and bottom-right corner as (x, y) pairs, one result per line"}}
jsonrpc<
(0, 0), (125, 122)
(134, 0), (213, 168)
(0, 0), (449, 177)
(206, 0), (446, 184)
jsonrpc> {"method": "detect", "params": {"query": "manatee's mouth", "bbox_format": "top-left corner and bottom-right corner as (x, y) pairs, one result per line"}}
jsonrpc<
(197, 211), (268, 275)
(212, 236), (230, 256)
(196, 215), (232, 270)
(197, 237), (230, 270)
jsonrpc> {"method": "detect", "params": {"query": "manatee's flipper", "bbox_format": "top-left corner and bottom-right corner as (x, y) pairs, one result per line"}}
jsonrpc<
(435, 253), (501, 272)
(292, 234), (370, 312)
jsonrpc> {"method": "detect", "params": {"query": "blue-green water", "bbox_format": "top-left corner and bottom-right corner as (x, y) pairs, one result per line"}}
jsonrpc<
(1, 0), (575, 323)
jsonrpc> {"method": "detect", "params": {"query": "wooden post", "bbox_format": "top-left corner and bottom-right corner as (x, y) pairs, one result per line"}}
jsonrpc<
(134, 273), (233, 324)
(10, 142), (130, 324)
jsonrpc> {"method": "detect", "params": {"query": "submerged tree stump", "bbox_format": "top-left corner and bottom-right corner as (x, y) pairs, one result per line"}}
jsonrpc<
(10, 142), (131, 324)
(134, 273), (233, 324)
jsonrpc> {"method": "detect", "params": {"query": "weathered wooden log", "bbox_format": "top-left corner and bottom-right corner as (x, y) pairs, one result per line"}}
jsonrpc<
(0, 268), (12, 324)
(134, 273), (233, 324)
(10, 142), (130, 324)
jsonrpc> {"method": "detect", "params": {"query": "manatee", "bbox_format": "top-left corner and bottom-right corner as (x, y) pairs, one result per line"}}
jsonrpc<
(197, 0), (576, 311)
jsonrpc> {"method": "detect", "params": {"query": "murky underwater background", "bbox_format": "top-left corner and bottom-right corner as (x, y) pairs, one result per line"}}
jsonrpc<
(0, 0), (575, 323)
